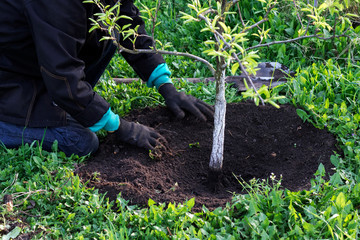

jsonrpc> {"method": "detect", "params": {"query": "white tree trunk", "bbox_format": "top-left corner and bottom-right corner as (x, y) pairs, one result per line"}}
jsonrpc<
(209, 68), (226, 172)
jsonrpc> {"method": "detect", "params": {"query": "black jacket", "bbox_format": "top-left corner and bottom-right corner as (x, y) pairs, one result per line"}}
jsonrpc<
(0, 0), (164, 127)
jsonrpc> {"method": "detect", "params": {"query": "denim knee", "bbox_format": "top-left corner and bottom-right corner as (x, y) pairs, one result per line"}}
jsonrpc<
(71, 130), (99, 157)
(51, 125), (99, 157)
(0, 119), (99, 157)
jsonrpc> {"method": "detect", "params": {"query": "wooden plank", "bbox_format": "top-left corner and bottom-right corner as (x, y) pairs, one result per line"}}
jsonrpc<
(112, 76), (287, 92)
(112, 62), (294, 91)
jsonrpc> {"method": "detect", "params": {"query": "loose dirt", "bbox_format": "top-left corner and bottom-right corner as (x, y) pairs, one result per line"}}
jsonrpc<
(78, 102), (337, 210)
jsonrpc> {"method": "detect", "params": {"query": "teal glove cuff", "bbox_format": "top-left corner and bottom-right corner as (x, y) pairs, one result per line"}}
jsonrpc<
(89, 108), (120, 132)
(147, 63), (173, 89)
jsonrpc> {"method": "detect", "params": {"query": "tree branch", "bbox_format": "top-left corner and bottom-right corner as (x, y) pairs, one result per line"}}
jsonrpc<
(244, 29), (351, 52)
(113, 39), (216, 75)
(241, 3), (277, 33)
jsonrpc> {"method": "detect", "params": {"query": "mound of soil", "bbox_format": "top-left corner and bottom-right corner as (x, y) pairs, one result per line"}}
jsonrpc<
(78, 103), (337, 210)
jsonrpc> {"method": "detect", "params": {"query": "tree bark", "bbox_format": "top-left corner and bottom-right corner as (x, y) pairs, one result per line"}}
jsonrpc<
(209, 0), (227, 177)
(209, 67), (226, 173)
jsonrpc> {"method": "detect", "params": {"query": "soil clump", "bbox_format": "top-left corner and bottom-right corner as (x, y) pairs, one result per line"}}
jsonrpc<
(78, 103), (337, 210)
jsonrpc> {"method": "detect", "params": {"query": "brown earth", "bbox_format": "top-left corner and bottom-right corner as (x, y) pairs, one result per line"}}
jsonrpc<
(78, 102), (338, 210)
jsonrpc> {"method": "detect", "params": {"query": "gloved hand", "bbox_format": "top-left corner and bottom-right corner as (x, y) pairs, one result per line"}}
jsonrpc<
(114, 118), (164, 150)
(158, 83), (214, 121)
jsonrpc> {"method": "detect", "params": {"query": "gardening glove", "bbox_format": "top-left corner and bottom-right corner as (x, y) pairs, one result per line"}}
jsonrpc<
(158, 83), (214, 121)
(89, 108), (120, 132)
(114, 118), (165, 150)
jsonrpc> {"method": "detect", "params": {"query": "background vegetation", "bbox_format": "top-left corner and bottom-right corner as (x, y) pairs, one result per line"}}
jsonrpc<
(1, 0), (360, 239)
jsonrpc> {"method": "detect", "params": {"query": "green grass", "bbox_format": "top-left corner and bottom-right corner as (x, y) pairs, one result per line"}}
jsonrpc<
(1, 0), (360, 239)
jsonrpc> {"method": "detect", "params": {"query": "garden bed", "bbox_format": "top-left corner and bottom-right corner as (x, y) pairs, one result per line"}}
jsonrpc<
(78, 102), (337, 210)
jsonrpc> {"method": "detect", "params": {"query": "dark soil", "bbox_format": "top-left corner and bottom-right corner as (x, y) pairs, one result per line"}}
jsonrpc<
(78, 103), (338, 210)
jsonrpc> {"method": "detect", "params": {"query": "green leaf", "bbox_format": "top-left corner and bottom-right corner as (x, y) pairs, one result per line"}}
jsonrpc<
(231, 63), (239, 75)
(66, 213), (76, 221)
(32, 156), (42, 165)
(218, 22), (228, 32)
(89, 25), (99, 33)
(354, 114), (360, 123)
(187, 198), (195, 209)
(2, 227), (21, 240)
(296, 109), (309, 122)
(335, 192), (346, 209)
(330, 155), (340, 167)
(330, 172), (343, 185)
(212, 15), (220, 30)
(267, 100), (280, 109)
(197, 7), (210, 16)
(254, 96), (260, 106)
(204, 40), (216, 45)
(316, 163), (325, 177)
(148, 198), (156, 207)
(345, 13), (359, 18)
(307, 15), (318, 21)
(119, 15), (133, 21)
(122, 24), (132, 30)
(248, 199), (260, 215)
(324, 98), (329, 109)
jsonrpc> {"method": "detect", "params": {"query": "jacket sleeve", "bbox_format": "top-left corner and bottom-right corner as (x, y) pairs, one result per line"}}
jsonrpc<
(117, 0), (166, 81)
(23, 0), (109, 127)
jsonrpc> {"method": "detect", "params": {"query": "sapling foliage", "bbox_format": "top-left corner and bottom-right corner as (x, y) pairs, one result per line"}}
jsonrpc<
(84, 0), (356, 180)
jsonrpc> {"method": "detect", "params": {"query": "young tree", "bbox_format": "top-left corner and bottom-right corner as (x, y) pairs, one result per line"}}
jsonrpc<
(85, 0), (355, 183)
(181, 0), (281, 182)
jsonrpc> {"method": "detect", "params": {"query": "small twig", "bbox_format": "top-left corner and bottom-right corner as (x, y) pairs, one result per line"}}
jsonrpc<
(236, 1), (262, 32)
(151, 0), (162, 44)
(19, 210), (41, 218)
(13, 189), (47, 207)
(332, 17), (337, 43)
(335, 44), (350, 62)
(167, 227), (173, 236)
(48, 176), (72, 201)
(241, 18), (269, 33)
(292, 0), (304, 29)
(197, 14), (222, 46)
(1, 173), (18, 195)
(314, 0), (318, 7)
(240, 2), (277, 33)
(233, 53), (265, 105)
(236, 2), (246, 28)
(228, 130), (234, 138)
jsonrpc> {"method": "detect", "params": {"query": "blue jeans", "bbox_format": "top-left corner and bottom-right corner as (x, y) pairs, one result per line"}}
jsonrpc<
(0, 117), (99, 157)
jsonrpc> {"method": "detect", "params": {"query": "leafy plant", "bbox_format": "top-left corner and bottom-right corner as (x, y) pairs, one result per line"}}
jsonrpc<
(189, 142), (200, 148)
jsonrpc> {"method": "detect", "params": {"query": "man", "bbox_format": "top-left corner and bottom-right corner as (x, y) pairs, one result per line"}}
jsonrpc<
(0, 0), (213, 156)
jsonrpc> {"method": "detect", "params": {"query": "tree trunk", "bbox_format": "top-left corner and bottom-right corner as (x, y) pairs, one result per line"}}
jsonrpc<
(209, 67), (226, 173)
(208, 0), (227, 186)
